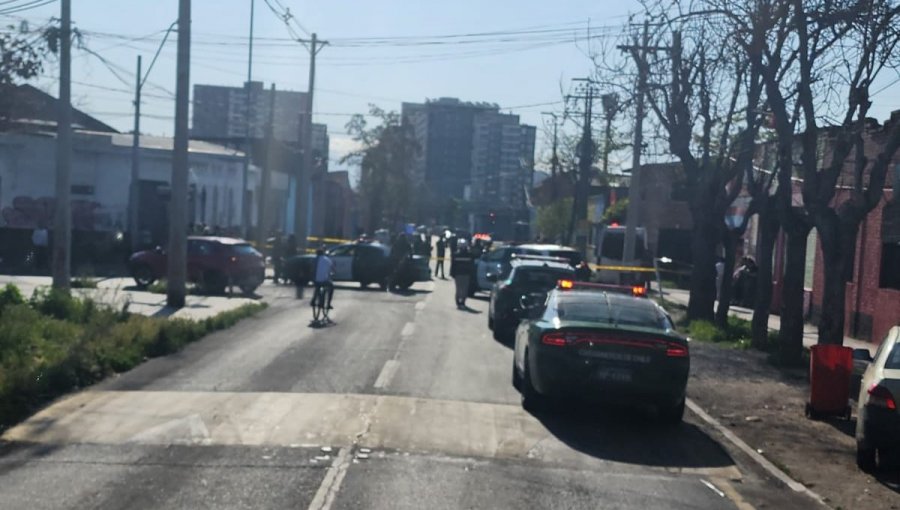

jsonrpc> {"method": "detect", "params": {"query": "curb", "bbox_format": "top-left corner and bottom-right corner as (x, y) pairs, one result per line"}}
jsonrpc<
(686, 398), (830, 508)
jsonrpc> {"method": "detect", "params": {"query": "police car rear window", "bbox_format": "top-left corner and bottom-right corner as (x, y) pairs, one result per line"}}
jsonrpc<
(885, 343), (900, 370)
(513, 267), (573, 286)
(552, 295), (669, 330)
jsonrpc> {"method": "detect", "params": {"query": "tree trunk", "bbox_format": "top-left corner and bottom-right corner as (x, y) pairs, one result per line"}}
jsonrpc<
(715, 229), (738, 328)
(778, 221), (810, 365)
(816, 218), (858, 345)
(752, 205), (778, 349)
(687, 215), (718, 322)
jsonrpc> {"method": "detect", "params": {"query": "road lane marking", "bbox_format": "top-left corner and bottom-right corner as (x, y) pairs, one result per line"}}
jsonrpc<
(401, 322), (416, 337)
(686, 398), (827, 507)
(307, 447), (351, 510)
(712, 478), (756, 510)
(373, 360), (400, 389)
(700, 478), (725, 498)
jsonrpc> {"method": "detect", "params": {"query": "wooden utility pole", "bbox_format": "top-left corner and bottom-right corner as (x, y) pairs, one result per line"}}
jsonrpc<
(541, 111), (561, 200)
(241, 0), (256, 239)
(566, 79), (598, 257)
(620, 21), (651, 269)
(294, 33), (327, 252)
(256, 83), (276, 249)
(129, 55), (142, 252)
(167, 0), (191, 308)
(52, 0), (72, 290)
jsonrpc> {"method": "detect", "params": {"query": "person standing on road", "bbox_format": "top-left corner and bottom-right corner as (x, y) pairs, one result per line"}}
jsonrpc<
(312, 246), (335, 309)
(451, 243), (475, 309)
(434, 236), (447, 279)
(271, 233), (284, 284)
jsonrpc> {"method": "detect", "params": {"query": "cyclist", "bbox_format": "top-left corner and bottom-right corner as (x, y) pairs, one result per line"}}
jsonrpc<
(312, 246), (335, 310)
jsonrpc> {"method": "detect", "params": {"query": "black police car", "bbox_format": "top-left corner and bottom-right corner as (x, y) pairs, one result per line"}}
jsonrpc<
(488, 257), (575, 342)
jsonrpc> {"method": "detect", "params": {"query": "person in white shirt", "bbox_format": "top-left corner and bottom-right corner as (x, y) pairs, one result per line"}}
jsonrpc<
(312, 247), (335, 309)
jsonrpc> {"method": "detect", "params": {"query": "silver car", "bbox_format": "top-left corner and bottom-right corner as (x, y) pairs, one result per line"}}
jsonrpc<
(855, 326), (900, 471)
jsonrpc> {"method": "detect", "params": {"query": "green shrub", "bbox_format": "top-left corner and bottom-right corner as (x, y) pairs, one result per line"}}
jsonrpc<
(687, 320), (727, 343)
(0, 284), (25, 313)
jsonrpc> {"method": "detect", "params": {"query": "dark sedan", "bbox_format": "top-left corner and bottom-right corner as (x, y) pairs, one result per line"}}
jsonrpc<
(488, 259), (574, 342)
(513, 281), (689, 423)
(284, 242), (431, 290)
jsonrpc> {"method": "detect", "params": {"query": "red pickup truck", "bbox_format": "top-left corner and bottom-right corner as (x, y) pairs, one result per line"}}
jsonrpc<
(129, 236), (265, 295)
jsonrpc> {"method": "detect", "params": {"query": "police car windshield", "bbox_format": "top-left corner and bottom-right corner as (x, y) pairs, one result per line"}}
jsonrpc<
(549, 294), (671, 330)
(512, 267), (573, 287)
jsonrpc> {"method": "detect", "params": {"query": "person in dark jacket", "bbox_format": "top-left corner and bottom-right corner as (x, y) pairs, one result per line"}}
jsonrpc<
(434, 237), (447, 279)
(272, 233), (284, 284)
(450, 243), (475, 309)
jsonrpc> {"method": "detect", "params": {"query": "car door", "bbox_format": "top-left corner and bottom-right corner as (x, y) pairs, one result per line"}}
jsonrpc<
(327, 245), (355, 281)
(186, 240), (211, 282)
(477, 248), (506, 290)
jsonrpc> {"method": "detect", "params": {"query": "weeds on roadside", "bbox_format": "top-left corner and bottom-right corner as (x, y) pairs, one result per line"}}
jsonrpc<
(0, 284), (266, 431)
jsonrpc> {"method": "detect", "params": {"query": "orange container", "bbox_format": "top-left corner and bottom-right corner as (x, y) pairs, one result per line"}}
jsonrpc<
(807, 344), (853, 419)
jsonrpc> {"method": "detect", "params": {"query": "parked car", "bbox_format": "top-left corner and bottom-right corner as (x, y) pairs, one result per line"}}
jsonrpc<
(284, 242), (431, 290)
(488, 258), (575, 342)
(129, 236), (265, 295)
(512, 279), (689, 423)
(474, 243), (582, 292)
(855, 326), (900, 471)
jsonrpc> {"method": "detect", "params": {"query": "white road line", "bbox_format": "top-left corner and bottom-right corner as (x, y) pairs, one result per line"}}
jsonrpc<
(700, 479), (725, 498)
(401, 321), (416, 337)
(373, 360), (400, 389)
(686, 398), (827, 507)
(307, 447), (352, 510)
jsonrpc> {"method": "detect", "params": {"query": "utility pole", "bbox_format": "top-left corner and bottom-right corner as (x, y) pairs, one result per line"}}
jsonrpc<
(167, 0), (191, 308)
(52, 0), (72, 290)
(256, 83), (276, 249)
(129, 55), (142, 252)
(294, 33), (327, 252)
(541, 111), (561, 200)
(600, 93), (619, 176)
(620, 21), (652, 271)
(241, 0), (256, 239)
(566, 79), (598, 257)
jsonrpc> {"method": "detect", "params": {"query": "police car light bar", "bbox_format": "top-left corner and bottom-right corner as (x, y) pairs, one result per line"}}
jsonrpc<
(511, 253), (570, 263)
(557, 279), (648, 298)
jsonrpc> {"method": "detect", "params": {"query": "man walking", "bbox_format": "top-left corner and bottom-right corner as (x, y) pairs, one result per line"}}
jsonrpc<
(434, 236), (447, 279)
(450, 242), (475, 309)
(271, 233), (283, 284)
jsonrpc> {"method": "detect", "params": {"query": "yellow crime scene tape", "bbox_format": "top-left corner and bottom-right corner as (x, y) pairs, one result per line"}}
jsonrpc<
(590, 264), (657, 273)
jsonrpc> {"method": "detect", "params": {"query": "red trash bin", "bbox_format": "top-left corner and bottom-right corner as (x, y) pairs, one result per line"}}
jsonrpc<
(806, 344), (853, 420)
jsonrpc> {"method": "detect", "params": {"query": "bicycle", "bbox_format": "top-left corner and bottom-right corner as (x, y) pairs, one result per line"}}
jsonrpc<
(311, 282), (332, 324)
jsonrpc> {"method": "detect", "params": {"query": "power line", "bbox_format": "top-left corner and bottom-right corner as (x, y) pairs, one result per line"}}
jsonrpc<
(0, 0), (56, 16)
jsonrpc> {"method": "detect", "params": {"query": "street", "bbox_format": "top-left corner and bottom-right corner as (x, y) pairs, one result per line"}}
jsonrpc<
(0, 277), (819, 510)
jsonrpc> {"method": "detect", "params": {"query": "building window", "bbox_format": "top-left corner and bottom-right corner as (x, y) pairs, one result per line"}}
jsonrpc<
(880, 242), (900, 290)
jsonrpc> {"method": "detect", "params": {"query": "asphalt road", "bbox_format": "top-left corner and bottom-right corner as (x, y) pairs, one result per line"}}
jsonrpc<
(0, 277), (818, 509)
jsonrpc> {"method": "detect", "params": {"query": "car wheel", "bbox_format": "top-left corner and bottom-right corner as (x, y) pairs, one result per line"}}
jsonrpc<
(132, 264), (156, 288)
(521, 352), (546, 413)
(360, 280), (370, 289)
(240, 284), (258, 296)
(379, 278), (389, 291)
(856, 442), (877, 472)
(659, 399), (685, 425)
(512, 357), (522, 391)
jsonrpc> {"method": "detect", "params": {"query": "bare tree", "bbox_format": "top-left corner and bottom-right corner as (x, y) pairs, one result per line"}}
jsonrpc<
(755, 0), (900, 346)
(629, 3), (766, 323)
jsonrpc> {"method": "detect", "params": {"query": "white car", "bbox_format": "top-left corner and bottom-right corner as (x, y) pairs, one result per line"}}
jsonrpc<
(855, 326), (900, 471)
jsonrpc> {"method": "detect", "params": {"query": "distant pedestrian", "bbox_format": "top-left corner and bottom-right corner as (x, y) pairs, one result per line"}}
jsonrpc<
(285, 234), (297, 258)
(434, 237), (447, 279)
(272, 234), (284, 284)
(31, 223), (49, 273)
(451, 243), (475, 309)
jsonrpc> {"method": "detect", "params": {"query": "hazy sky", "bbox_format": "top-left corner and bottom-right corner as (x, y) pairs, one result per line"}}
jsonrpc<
(8, 0), (900, 174)
(9, 0), (639, 170)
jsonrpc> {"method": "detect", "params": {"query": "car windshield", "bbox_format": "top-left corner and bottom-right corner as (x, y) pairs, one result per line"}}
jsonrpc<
(230, 244), (260, 256)
(547, 250), (582, 266)
(512, 267), (573, 287)
(885, 343), (900, 370)
(549, 294), (671, 330)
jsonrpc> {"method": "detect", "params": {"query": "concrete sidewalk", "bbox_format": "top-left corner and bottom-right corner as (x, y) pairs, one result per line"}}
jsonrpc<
(0, 275), (258, 321)
(664, 287), (876, 355)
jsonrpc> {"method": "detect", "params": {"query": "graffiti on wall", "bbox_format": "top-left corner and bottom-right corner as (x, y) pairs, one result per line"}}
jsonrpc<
(1, 196), (111, 230)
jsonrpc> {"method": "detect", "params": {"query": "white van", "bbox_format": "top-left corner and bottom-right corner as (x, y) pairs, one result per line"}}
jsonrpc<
(594, 226), (649, 284)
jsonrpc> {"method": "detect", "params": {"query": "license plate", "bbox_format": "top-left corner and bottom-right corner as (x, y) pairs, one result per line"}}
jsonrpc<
(593, 367), (633, 383)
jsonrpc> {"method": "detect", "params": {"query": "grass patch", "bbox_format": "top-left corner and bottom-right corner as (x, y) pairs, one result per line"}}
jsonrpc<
(686, 316), (783, 354)
(0, 285), (265, 430)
